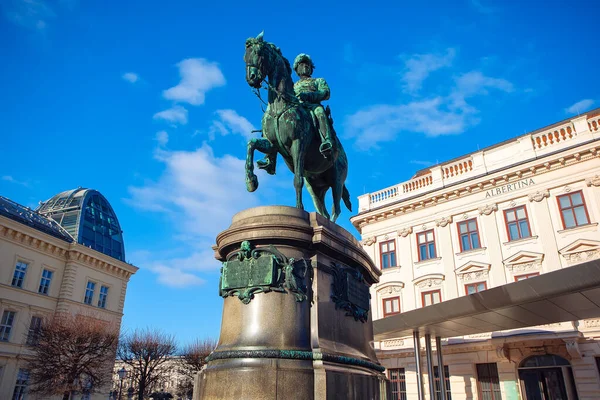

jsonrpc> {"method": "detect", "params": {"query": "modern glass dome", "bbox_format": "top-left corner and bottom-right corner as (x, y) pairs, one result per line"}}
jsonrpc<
(37, 188), (125, 261)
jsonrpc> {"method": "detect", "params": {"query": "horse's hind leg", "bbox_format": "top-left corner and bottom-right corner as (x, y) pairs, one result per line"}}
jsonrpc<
(290, 139), (305, 210)
(305, 178), (330, 219)
(331, 179), (343, 223)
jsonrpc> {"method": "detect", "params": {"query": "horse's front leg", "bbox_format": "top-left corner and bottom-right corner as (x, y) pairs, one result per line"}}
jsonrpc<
(290, 139), (305, 209)
(245, 138), (273, 192)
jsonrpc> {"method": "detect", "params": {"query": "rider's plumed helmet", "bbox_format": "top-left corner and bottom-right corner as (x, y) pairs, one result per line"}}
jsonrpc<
(293, 54), (315, 73)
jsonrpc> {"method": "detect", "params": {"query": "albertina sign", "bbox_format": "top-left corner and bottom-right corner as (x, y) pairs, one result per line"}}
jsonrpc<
(485, 178), (535, 198)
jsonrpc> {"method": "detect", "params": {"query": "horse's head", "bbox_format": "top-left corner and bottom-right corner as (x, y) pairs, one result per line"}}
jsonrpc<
(244, 31), (271, 89)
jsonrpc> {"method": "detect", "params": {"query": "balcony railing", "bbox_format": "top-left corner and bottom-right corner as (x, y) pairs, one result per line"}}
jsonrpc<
(358, 113), (598, 212)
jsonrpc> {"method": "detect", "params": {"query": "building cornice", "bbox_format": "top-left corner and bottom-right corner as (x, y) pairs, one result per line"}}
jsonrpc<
(351, 141), (599, 232)
(0, 216), (138, 280)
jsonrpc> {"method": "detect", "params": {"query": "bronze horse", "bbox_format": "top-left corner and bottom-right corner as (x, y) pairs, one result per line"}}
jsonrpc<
(243, 32), (351, 222)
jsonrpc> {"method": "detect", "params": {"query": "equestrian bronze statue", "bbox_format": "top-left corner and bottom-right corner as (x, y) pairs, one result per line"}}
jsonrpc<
(243, 32), (351, 222)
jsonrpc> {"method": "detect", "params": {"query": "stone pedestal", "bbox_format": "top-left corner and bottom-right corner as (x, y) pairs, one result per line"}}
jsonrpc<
(194, 206), (389, 399)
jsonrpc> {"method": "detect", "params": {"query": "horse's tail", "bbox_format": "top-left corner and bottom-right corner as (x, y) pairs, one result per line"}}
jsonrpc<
(342, 185), (352, 212)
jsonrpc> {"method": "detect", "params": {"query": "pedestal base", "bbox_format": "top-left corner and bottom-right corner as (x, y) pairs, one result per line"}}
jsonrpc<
(194, 206), (389, 399)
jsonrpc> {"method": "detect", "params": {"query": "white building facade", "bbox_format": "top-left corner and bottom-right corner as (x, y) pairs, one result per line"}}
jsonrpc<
(351, 111), (600, 400)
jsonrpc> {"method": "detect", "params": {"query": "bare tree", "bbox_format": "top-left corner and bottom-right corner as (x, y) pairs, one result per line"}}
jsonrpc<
(176, 338), (217, 399)
(25, 313), (118, 400)
(117, 328), (178, 400)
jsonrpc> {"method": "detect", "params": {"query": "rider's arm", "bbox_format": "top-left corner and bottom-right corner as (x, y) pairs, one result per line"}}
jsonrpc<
(314, 78), (330, 102)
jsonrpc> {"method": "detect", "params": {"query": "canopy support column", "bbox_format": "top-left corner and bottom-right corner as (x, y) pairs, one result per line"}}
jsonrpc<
(436, 336), (448, 400)
(413, 330), (424, 400)
(425, 333), (436, 400)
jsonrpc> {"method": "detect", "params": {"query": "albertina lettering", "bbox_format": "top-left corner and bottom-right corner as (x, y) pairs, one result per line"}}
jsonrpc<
(485, 178), (535, 198)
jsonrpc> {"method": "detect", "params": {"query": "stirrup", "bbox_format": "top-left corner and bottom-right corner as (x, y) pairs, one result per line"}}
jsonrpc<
(257, 159), (270, 169)
(257, 158), (276, 175)
(319, 141), (332, 155)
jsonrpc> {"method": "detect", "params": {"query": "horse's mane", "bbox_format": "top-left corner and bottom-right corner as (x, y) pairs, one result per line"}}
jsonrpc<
(245, 37), (292, 76)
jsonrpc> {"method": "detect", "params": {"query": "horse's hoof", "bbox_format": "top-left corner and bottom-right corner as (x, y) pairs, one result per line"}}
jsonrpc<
(246, 175), (259, 192)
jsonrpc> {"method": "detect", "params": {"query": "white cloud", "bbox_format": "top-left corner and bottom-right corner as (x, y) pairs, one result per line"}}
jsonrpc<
(2, 175), (29, 187)
(5, 0), (55, 30)
(127, 249), (218, 288)
(163, 58), (226, 106)
(409, 160), (433, 167)
(345, 70), (514, 149)
(122, 72), (139, 83)
(150, 266), (206, 288)
(126, 143), (285, 286)
(400, 49), (455, 94)
(565, 99), (595, 115)
(470, 0), (496, 14)
(155, 131), (169, 146)
(346, 98), (471, 148)
(153, 106), (188, 125)
(209, 109), (256, 139)
(453, 70), (514, 98)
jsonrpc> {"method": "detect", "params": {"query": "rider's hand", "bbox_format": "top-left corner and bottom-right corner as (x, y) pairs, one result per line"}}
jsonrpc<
(297, 92), (309, 102)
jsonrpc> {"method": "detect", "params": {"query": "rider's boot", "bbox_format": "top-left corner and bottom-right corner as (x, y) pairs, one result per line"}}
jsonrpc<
(257, 153), (277, 175)
(319, 123), (333, 158)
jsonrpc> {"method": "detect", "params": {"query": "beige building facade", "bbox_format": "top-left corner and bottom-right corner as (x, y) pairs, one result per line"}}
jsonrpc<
(0, 189), (138, 399)
(352, 110), (600, 400)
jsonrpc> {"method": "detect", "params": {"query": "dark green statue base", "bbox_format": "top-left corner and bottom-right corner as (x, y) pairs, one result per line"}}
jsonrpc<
(194, 206), (389, 400)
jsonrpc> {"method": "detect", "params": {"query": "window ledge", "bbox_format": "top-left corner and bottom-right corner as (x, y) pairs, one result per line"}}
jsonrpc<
(557, 222), (598, 234)
(382, 266), (401, 273)
(415, 257), (442, 266)
(503, 235), (539, 246)
(456, 247), (487, 256)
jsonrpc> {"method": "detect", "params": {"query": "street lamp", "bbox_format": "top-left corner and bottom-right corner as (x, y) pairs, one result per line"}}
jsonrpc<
(117, 367), (127, 400)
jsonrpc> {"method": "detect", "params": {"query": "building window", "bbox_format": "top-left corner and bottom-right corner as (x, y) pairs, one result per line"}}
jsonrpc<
(422, 290), (442, 307)
(98, 286), (109, 308)
(504, 206), (531, 241)
(465, 282), (487, 295)
(38, 269), (53, 295)
(0, 311), (16, 342)
(383, 297), (401, 317)
(388, 368), (407, 400)
(26, 316), (42, 345)
(558, 191), (590, 229)
(458, 219), (481, 252)
(434, 365), (452, 400)
(11, 261), (28, 288)
(515, 273), (539, 281)
(12, 368), (29, 400)
(417, 230), (436, 261)
(380, 240), (397, 269)
(476, 363), (501, 400)
(84, 281), (96, 305)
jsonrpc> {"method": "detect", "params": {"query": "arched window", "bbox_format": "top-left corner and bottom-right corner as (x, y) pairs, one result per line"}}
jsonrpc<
(518, 354), (578, 400)
(519, 354), (570, 368)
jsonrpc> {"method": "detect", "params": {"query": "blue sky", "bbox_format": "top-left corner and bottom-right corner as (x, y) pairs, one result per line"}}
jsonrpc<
(1, 0), (597, 345)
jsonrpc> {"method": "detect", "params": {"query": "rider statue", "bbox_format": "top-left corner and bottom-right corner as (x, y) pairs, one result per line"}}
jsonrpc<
(257, 53), (334, 175)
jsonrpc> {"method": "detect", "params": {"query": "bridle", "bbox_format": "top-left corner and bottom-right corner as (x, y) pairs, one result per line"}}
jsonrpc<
(246, 47), (302, 116)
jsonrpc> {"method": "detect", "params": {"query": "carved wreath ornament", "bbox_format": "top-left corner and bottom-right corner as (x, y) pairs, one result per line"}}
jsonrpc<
(219, 241), (310, 304)
(330, 262), (370, 323)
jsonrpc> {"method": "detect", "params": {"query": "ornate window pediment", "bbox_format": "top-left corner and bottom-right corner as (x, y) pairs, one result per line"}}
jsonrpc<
(455, 261), (491, 282)
(503, 251), (544, 273)
(413, 273), (445, 289)
(376, 281), (405, 296)
(559, 239), (600, 264)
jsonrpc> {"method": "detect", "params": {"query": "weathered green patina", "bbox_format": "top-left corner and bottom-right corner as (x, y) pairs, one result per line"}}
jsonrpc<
(330, 262), (370, 323)
(219, 241), (310, 304)
(243, 32), (352, 222)
(205, 349), (385, 373)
